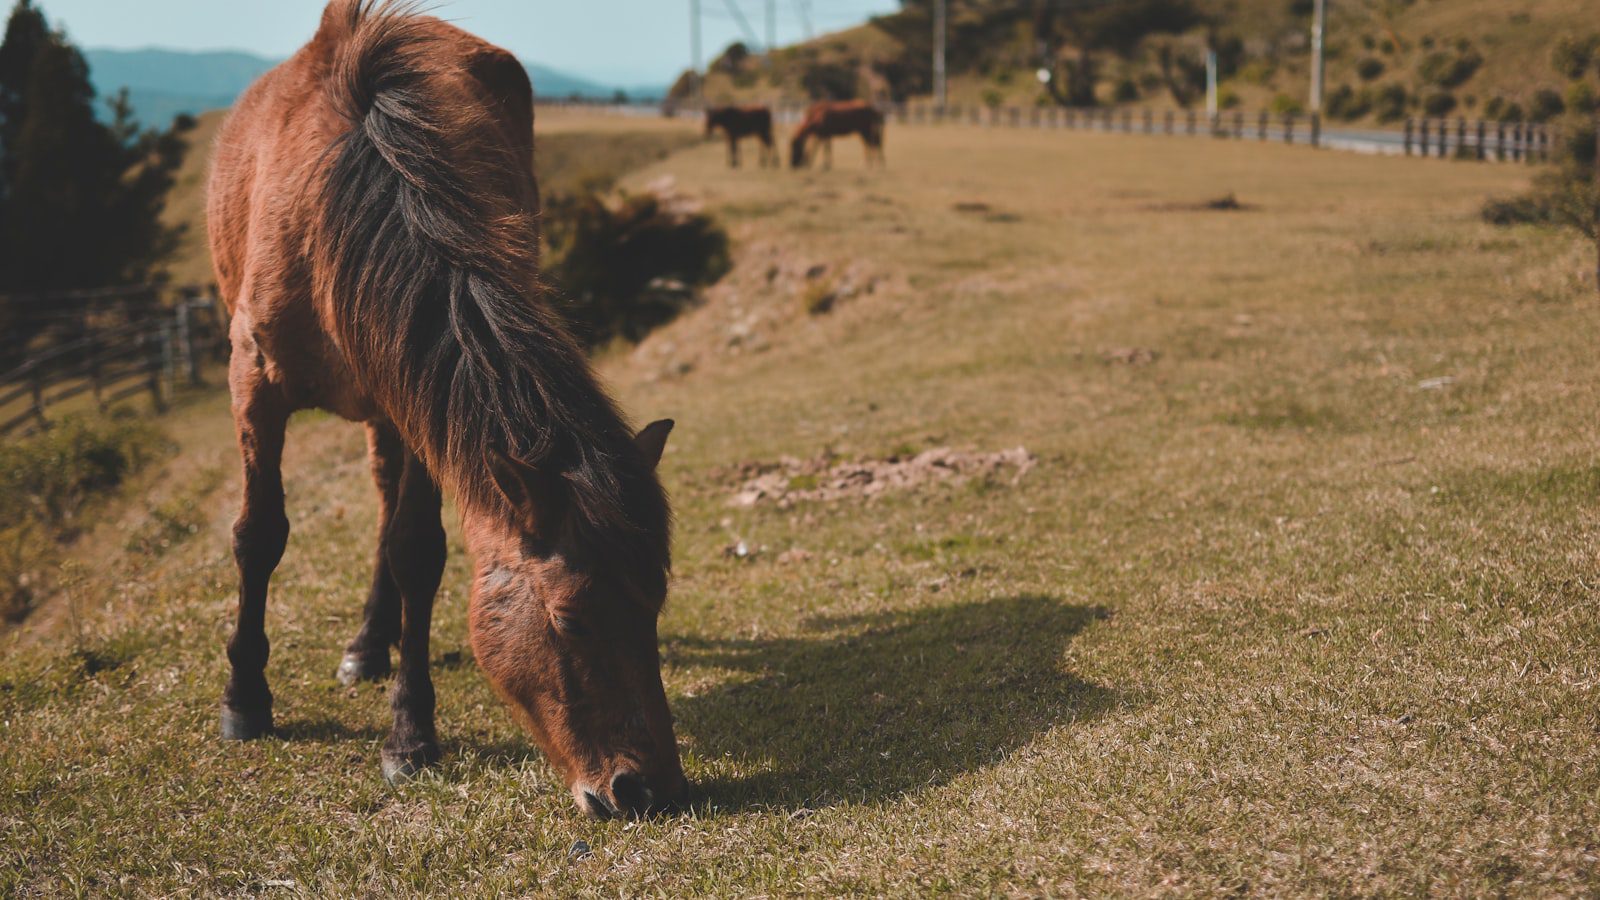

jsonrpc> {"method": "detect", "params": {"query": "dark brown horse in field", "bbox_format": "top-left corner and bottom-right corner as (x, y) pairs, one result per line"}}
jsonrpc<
(790, 100), (886, 169)
(207, 0), (685, 818)
(705, 105), (777, 168)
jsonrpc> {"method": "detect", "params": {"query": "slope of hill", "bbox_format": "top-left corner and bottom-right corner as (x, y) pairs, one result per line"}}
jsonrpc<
(693, 0), (1599, 124)
(6, 112), (1600, 894)
(85, 47), (666, 126)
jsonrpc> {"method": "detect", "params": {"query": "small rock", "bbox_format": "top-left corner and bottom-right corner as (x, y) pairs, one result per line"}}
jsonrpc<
(1417, 376), (1455, 391)
(568, 839), (592, 861)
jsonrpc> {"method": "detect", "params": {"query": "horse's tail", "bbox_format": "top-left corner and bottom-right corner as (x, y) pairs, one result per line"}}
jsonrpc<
(314, 0), (622, 516)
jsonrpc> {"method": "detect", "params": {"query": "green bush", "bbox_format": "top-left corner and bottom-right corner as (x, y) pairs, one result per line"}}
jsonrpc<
(1423, 92), (1457, 117)
(1568, 81), (1599, 115)
(1551, 35), (1600, 80)
(544, 190), (731, 348)
(0, 416), (162, 621)
(1529, 89), (1566, 123)
(1269, 93), (1303, 116)
(1418, 49), (1482, 89)
(1325, 84), (1370, 121)
(1113, 78), (1139, 103)
(1372, 84), (1408, 123)
(1356, 58), (1385, 81)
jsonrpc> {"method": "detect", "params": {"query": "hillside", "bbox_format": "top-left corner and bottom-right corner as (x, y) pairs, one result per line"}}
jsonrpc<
(693, 0), (1599, 124)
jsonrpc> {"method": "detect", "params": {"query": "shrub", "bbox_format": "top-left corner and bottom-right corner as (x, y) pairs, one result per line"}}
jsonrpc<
(1529, 89), (1565, 123)
(1568, 81), (1599, 115)
(1270, 93), (1303, 116)
(1326, 84), (1371, 121)
(1418, 49), (1482, 89)
(1551, 35), (1600, 80)
(1423, 92), (1457, 117)
(1113, 78), (1139, 103)
(1356, 58), (1385, 81)
(1498, 102), (1525, 123)
(1218, 87), (1241, 110)
(1372, 84), (1408, 123)
(544, 189), (731, 348)
(0, 416), (162, 621)
(801, 62), (857, 100)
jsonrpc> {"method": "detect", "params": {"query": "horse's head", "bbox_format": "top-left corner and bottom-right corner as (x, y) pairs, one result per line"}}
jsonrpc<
(467, 420), (684, 818)
(790, 131), (809, 168)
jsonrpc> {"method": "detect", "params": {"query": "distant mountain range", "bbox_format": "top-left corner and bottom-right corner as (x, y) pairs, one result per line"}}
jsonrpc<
(83, 48), (665, 127)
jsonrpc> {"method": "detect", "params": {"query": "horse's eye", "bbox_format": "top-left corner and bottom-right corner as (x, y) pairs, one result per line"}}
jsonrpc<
(553, 615), (588, 638)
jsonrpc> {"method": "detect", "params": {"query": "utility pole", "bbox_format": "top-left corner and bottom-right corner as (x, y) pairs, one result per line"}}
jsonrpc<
(1205, 48), (1218, 120)
(766, 0), (776, 51)
(1310, 0), (1327, 112)
(796, 0), (813, 40)
(690, 0), (702, 104)
(933, 0), (947, 109)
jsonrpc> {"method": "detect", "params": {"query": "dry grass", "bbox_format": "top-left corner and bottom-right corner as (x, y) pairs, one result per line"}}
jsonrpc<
(5, 117), (1599, 895)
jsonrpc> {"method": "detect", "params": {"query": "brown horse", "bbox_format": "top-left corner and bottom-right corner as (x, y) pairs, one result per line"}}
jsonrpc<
(207, 0), (685, 818)
(705, 105), (777, 168)
(790, 100), (886, 169)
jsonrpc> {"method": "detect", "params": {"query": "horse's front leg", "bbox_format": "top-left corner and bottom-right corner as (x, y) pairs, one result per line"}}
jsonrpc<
(380, 447), (446, 782)
(337, 421), (404, 685)
(221, 340), (291, 740)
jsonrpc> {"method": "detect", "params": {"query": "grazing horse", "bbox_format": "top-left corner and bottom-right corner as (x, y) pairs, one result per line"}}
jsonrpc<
(207, 0), (686, 819)
(705, 105), (777, 168)
(790, 100), (886, 170)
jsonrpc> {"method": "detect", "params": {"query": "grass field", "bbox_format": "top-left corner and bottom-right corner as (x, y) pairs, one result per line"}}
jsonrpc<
(5, 115), (1599, 895)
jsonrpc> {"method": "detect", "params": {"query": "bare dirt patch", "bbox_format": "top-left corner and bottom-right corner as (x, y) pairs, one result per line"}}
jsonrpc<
(723, 447), (1036, 508)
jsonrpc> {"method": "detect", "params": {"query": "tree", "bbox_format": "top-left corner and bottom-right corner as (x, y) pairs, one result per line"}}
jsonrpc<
(0, 0), (191, 358)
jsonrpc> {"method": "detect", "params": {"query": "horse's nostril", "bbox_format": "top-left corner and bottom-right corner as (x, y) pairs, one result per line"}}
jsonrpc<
(581, 790), (614, 820)
(610, 771), (651, 813)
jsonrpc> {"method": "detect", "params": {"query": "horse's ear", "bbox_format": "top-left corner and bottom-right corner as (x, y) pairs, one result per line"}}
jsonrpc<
(489, 451), (562, 537)
(634, 419), (674, 470)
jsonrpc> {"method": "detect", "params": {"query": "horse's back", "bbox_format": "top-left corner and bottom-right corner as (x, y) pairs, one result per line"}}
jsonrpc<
(206, 2), (536, 417)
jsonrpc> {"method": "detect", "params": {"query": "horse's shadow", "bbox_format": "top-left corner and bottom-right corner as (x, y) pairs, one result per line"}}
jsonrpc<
(667, 595), (1117, 813)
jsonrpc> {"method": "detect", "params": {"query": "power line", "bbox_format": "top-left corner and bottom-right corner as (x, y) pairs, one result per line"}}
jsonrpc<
(719, 0), (761, 47)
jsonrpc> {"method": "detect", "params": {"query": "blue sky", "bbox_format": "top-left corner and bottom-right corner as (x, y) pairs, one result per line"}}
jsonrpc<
(29, 0), (902, 85)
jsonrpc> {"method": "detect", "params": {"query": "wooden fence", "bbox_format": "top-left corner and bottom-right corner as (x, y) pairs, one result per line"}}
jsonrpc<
(0, 286), (225, 438)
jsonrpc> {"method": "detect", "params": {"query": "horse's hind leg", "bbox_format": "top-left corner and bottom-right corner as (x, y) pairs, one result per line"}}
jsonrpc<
(380, 447), (446, 782)
(336, 421), (404, 685)
(221, 344), (291, 740)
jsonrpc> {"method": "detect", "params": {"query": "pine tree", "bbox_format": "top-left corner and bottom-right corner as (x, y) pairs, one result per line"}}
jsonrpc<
(0, 0), (192, 360)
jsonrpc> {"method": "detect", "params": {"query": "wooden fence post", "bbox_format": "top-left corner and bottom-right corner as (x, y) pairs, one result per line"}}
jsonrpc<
(1283, 112), (1294, 144)
(1420, 119), (1431, 157)
(1233, 109), (1244, 139)
(1186, 109), (1196, 135)
(1476, 120), (1487, 161)
(1456, 118), (1467, 159)
(1311, 112), (1321, 148)
(1404, 118), (1413, 156)
(1496, 121), (1506, 161)
(29, 362), (47, 431)
(1164, 109), (1174, 134)
(1143, 108), (1153, 134)
(1512, 122), (1523, 162)
(1438, 119), (1449, 159)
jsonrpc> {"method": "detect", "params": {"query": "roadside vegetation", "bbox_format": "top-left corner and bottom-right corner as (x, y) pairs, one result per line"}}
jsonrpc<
(5, 113), (1599, 893)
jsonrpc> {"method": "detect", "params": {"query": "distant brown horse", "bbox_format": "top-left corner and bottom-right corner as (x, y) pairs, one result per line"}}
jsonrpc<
(207, 0), (685, 818)
(790, 100), (886, 169)
(705, 105), (777, 168)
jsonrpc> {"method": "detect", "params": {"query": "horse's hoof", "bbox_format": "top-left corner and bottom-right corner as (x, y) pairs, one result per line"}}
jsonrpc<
(220, 705), (273, 741)
(381, 745), (440, 784)
(336, 651), (391, 686)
